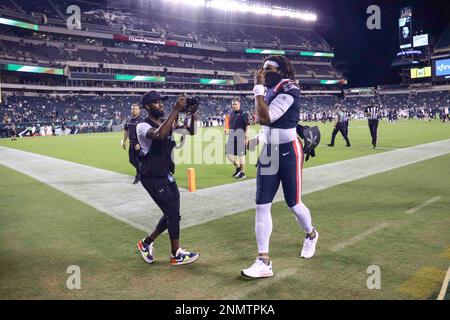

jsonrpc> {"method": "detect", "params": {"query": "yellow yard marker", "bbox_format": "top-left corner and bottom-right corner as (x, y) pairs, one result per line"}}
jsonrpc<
(187, 168), (196, 192)
(439, 247), (450, 260)
(397, 266), (446, 299)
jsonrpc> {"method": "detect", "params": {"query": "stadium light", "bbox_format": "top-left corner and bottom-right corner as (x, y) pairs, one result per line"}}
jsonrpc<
(253, 6), (271, 15)
(208, 1), (242, 11)
(271, 8), (285, 17)
(162, 0), (317, 21)
(165, 0), (206, 7)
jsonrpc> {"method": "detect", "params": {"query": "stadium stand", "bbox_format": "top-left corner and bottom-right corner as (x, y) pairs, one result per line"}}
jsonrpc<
(2, 90), (449, 133)
(0, 0), (449, 137)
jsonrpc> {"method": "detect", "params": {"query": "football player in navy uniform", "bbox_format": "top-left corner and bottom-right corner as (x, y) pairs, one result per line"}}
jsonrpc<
(241, 55), (318, 279)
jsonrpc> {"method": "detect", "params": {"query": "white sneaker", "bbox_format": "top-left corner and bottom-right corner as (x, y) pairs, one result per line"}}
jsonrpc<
(170, 248), (199, 266)
(241, 258), (273, 278)
(137, 239), (154, 264)
(301, 229), (319, 259)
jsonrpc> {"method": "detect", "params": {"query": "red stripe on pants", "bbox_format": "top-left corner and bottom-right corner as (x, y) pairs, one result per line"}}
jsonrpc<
(298, 139), (303, 196)
(292, 140), (302, 204)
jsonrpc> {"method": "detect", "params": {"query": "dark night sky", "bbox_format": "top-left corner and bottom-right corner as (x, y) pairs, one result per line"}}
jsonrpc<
(278, 0), (450, 87)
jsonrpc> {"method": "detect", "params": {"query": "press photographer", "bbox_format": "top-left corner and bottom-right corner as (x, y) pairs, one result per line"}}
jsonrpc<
(136, 91), (200, 266)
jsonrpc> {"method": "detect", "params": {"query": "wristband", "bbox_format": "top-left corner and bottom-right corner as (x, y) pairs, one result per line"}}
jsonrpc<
(253, 85), (265, 97)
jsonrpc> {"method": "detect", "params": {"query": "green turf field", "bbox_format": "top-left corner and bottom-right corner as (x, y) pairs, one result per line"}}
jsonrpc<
(0, 119), (449, 300)
(0, 119), (449, 189)
(0, 152), (449, 299)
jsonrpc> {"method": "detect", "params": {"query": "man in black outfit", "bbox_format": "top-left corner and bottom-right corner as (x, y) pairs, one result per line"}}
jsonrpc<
(225, 98), (249, 180)
(122, 103), (144, 184)
(136, 91), (199, 266)
(365, 102), (381, 149)
(328, 104), (351, 147)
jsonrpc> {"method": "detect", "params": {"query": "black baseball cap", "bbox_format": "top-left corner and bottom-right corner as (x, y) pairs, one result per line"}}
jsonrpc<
(141, 91), (169, 106)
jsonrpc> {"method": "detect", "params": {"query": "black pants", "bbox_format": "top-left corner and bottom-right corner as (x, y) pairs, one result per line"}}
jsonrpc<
(330, 123), (350, 146)
(128, 143), (141, 177)
(368, 120), (379, 145)
(141, 174), (181, 240)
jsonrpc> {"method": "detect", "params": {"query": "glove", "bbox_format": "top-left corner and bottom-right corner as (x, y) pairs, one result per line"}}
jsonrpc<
(296, 124), (310, 139)
(296, 124), (321, 162)
(305, 148), (315, 162)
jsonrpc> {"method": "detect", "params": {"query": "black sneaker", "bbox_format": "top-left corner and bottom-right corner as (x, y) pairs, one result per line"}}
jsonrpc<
(232, 168), (241, 178)
(327, 144), (334, 147)
(236, 172), (246, 180)
(133, 175), (140, 184)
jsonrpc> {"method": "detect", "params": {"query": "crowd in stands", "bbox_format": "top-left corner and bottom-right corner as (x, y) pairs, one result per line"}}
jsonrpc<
(1, 0), (330, 51)
(0, 94), (141, 125)
(0, 0), (343, 106)
(1, 91), (449, 137)
(0, 36), (337, 79)
(0, 0), (339, 83)
(2, 0), (448, 140)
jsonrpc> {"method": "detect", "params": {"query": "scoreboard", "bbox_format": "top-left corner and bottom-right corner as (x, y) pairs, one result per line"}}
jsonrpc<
(399, 7), (413, 49)
(434, 59), (450, 81)
(410, 67), (431, 79)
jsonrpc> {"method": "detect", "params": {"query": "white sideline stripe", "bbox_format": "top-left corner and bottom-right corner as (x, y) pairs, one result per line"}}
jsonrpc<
(406, 196), (442, 214)
(437, 267), (450, 300)
(0, 139), (449, 232)
(0, 147), (154, 232)
(187, 139), (450, 230)
(330, 223), (390, 252)
(223, 268), (296, 300)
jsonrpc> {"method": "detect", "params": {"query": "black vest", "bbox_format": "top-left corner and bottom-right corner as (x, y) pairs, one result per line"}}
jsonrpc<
(140, 118), (176, 178)
(126, 115), (143, 144)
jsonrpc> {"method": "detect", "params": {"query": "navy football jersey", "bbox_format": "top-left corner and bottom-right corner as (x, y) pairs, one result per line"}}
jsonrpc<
(264, 79), (300, 129)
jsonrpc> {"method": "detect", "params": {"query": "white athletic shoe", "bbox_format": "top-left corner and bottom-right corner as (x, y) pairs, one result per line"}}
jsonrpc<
(301, 229), (319, 259)
(241, 258), (273, 278)
(137, 239), (154, 264)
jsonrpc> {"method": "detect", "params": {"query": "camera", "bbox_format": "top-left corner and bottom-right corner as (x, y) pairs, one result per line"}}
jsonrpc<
(183, 96), (199, 113)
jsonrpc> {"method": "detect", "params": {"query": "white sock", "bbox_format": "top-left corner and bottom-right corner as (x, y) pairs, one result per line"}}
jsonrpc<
(289, 202), (313, 234)
(255, 203), (272, 253)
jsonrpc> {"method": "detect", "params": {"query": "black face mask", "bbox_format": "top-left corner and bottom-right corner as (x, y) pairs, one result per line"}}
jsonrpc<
(264, 71), (283, 88)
